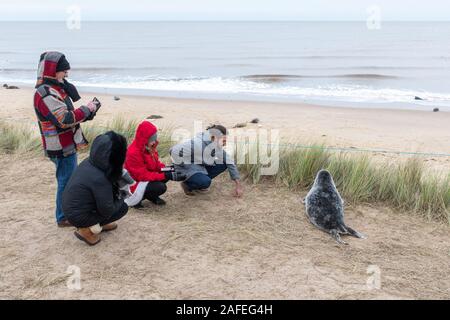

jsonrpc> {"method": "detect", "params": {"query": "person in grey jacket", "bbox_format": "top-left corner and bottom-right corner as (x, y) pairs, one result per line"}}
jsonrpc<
(170, 124), (243, 197)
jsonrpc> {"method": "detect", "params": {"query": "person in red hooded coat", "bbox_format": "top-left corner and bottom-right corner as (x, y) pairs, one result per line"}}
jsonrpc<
(124, 120), (185, 207)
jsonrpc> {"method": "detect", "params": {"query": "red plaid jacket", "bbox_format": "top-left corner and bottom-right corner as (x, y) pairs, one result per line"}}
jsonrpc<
(34, 84), (91, 158)
(33, 51), (92, 158)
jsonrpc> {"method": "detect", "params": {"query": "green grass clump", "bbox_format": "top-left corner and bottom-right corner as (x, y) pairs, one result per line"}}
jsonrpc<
(83, 115), (139, 145)
(327, 154), (378, 204)
(277, 146), (329, 189)
(0, 121), (41, 154)
(238, 143), (450, 224)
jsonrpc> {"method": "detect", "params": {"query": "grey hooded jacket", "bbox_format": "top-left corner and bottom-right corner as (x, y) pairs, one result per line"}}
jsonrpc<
(170, 132), (240, 181)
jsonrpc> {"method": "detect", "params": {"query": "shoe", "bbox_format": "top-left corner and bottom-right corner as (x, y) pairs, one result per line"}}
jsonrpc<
(101, 223), (118, 232)
(132, 201), (145, 209)
(181, 182), (195, 196)
(195, 188), (210, 194)
(74, 228), (101, 246)
(57, 219), (73, 228)
(150, 197), (166, 206)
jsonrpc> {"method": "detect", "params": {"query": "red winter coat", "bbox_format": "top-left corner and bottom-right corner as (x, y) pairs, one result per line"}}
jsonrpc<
(125, 121), (166, 193)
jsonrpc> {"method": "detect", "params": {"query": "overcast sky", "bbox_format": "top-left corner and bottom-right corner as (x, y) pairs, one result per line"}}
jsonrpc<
(0, 0), (449, 21)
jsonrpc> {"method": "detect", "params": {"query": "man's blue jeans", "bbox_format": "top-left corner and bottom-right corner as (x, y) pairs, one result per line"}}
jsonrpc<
(184, 164), (227, 191)
(50, 153), (78, 223)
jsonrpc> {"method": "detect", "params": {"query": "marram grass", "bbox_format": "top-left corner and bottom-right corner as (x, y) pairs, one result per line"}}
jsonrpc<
(0, 117), (448, 224)
(238, 144), (449, 224)
(0, 121), (41, 154)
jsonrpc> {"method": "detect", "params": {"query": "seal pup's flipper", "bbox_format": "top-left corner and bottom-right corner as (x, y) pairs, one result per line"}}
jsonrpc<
(344, 226), (366, 239)
(330, 229), (348, 245)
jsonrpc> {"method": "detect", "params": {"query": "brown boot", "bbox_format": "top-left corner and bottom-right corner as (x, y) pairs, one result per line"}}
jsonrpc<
(74, 228), (101, 246)
(181, 182), (195, 196)
(101, 222), (118, 232)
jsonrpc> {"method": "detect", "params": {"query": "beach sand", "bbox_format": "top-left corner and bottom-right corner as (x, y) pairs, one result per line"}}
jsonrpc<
(0, 87), (449, 299)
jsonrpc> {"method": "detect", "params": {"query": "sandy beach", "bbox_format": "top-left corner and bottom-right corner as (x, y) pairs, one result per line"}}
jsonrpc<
(0, 87), (449, 299)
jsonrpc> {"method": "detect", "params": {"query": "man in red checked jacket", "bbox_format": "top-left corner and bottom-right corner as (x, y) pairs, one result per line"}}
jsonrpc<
(34, 51), (100, 227)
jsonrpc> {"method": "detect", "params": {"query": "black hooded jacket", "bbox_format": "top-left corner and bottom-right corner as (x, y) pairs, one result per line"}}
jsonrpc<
(62, 132), (128, 227)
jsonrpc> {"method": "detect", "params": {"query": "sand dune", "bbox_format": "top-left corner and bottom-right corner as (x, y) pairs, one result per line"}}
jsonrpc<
(0, 153), (449, 299)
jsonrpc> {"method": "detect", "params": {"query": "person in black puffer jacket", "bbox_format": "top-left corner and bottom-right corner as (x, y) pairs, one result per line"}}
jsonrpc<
(62, 131), (130, 246)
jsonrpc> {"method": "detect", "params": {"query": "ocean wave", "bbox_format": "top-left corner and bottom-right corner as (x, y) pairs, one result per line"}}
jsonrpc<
(241, 73), (399, 83)
(3, 75), (450, 106)
(67, 77), (450, 105)
(336, 74), (399, 79)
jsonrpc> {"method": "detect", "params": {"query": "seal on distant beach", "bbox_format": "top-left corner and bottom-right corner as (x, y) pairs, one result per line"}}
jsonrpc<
(304, 169), (366, 244)
(147, 114), (163, 119)
(3, 84), (19, 89)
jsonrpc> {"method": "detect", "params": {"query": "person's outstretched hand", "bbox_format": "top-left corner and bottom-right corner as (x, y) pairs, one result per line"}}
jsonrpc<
(234, 180), (243, 198)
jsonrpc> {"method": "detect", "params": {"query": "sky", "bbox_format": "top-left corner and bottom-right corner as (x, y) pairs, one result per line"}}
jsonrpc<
(0, 0), (449, 21)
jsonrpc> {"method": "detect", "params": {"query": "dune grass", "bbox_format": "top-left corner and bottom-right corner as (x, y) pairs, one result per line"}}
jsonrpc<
(237, 143), (450, 224)
(0, 117), (449, 224)
(0, 121), (41, 154)
(0, 116), (169, 155)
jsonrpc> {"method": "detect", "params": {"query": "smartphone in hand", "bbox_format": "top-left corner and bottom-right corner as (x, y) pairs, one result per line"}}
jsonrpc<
(92, 97), (102, 111)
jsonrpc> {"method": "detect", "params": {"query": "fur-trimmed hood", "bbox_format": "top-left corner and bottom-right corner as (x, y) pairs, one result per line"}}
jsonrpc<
(89, 131), (127, 182)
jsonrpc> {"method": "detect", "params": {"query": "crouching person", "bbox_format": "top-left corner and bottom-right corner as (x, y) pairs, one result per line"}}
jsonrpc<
(124, 120), (186, 208)
(170, 124), (243, 197)
(62, 131), (129, 246)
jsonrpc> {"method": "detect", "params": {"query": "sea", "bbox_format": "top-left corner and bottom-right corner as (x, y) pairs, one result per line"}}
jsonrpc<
(1, 21), (450, 110)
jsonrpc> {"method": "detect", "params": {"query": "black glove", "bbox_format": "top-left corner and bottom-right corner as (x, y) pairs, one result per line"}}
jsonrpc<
(164, 170), (186, 181)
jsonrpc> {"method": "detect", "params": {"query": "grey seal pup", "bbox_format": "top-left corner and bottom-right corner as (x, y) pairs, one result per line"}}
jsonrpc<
(304, 169), (366, 244)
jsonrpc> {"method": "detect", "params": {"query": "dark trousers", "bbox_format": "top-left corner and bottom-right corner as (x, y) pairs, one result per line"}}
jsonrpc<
(144, 181), (168, 201)
(184, 164), (227, 191)
(68, 202), (129, 228)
